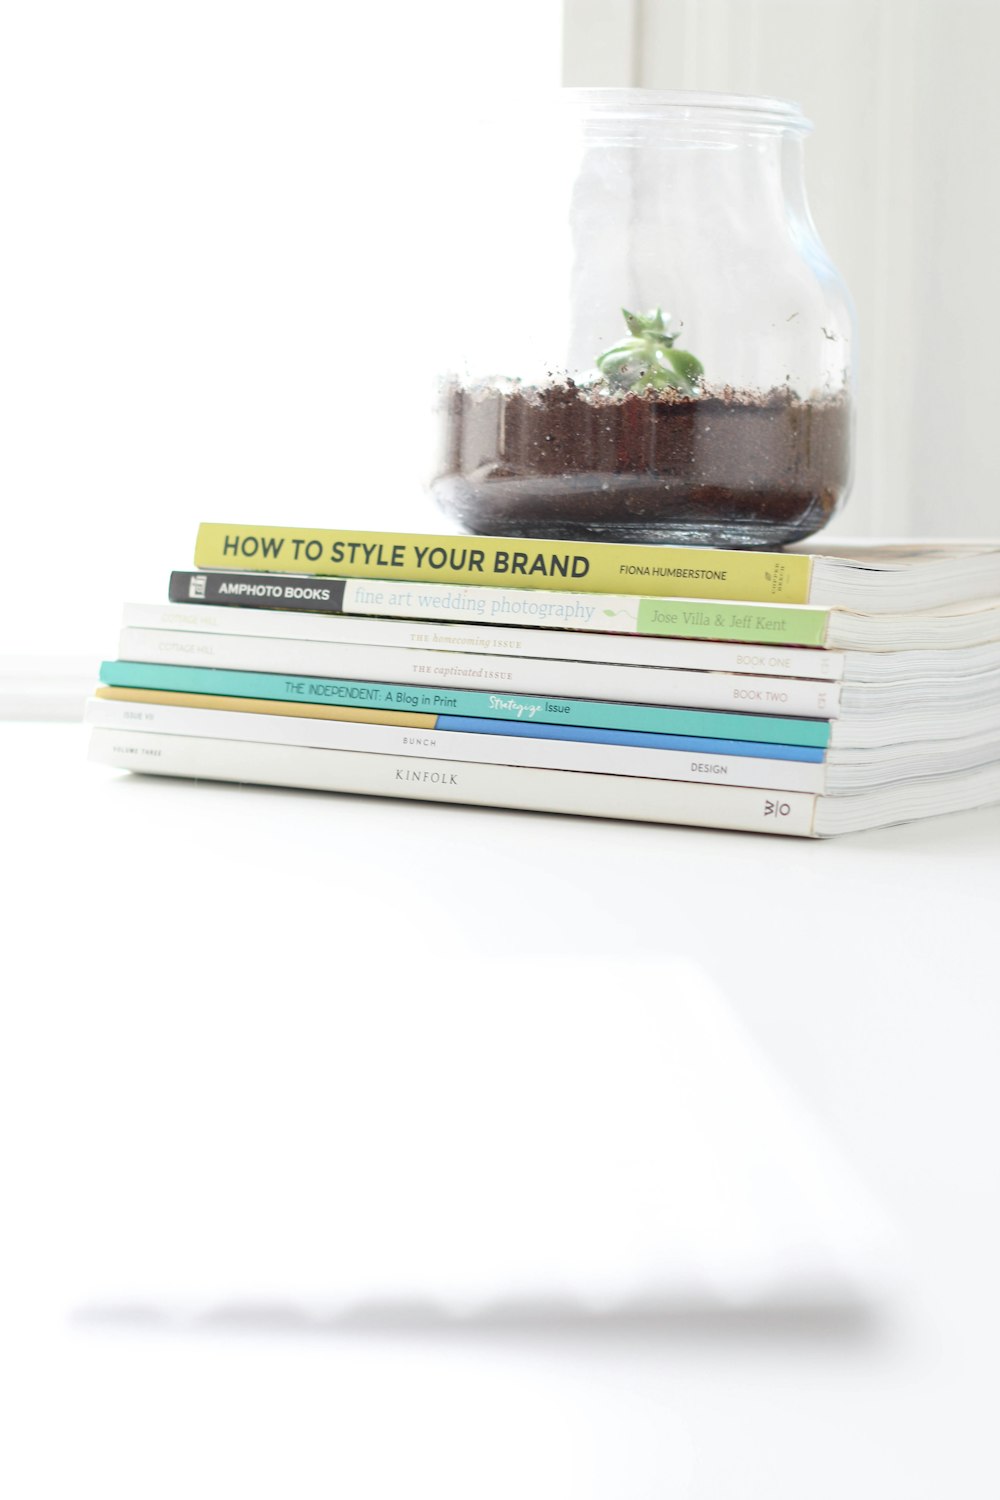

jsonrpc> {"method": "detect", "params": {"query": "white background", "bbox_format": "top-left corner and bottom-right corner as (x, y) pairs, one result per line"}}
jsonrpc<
(3, 723), (1000, 1497)
(0, 0), (562, 657)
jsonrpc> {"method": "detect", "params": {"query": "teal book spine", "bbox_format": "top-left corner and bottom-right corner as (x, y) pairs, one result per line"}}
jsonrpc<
(100, 660), (831, 749)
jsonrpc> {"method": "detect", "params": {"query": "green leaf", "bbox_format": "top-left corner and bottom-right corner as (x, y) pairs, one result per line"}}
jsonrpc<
(644, 367), (685, 392)
(664, 348), (704, 386)
(595, 307), (704, 393)
(595, 353), (636, 384)
(596, 341), (641, 362)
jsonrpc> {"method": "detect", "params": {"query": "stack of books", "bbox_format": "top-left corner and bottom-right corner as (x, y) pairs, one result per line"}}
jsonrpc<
(85, 523), (1000, 837)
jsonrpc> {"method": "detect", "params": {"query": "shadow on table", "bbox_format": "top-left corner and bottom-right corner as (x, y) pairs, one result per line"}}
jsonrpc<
(70, 1297), (888, 1347)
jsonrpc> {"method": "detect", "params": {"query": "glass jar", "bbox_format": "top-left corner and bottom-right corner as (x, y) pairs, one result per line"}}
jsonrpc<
(431, 89), (854, 547)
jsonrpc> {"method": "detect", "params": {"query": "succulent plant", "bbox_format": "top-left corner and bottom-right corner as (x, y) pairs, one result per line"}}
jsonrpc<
(596, 307), (704, 395)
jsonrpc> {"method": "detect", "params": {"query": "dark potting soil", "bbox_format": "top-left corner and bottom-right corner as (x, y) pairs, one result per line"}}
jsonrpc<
(433, 381), (853, 546)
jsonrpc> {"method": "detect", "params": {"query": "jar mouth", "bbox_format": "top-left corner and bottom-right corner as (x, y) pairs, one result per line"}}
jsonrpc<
(564, 87), (812, 137)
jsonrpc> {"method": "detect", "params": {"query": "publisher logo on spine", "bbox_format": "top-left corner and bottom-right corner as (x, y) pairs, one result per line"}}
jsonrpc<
(765, 799), (792, 818)
(188, 574), (208, 599)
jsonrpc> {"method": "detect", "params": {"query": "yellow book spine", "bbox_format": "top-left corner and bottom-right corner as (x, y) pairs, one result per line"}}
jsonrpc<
(94, 686), (438, 729)
(193, 523), (813, 604)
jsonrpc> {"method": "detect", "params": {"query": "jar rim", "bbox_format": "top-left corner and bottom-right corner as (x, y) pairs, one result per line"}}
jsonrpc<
(563, 87), (813, 135)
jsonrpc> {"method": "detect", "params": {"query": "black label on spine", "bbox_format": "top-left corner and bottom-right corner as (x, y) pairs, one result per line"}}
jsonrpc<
(169, 571), (347, 614)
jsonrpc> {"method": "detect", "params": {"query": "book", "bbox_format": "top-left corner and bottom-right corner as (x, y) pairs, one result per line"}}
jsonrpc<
(153, 596), (846, 679)
(85, 695), (828, 793)
(142, 598), (1000, 688)
(192, 527), (1000, 610)
(169, 568), (1000, 650)
(99, 660), (831, 748)
(94, 686), (823, 763)
(117, 624), (840, 718)
(87, 726), (1000, 837)
(193, 524), (811, 602)
(87, 726), (819, 834)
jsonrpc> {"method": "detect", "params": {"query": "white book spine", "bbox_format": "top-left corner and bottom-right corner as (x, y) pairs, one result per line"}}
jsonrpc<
(87, 727), (819, 836)
(117, 626), (842, 720)
(124, 602), (845, 682)
(86, 697), (827, 794)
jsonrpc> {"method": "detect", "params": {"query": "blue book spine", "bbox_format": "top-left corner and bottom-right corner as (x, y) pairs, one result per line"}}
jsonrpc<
(436, 716), (824, 763)
(100, 660), (831, 749)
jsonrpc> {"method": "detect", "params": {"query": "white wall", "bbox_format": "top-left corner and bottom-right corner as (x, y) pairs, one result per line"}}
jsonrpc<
(564, 0), (1000, 539)
(0, 1), (563, 658)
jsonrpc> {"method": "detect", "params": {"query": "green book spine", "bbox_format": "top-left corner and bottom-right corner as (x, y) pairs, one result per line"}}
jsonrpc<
(100, 661), (831, 748)
(636, 599), (829, 646)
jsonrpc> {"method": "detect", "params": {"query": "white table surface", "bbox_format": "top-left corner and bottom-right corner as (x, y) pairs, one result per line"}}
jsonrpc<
(3, 721), (1000, 1498)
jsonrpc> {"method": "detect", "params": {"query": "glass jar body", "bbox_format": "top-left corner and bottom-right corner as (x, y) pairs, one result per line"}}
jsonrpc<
(431, 90), (854, 547)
